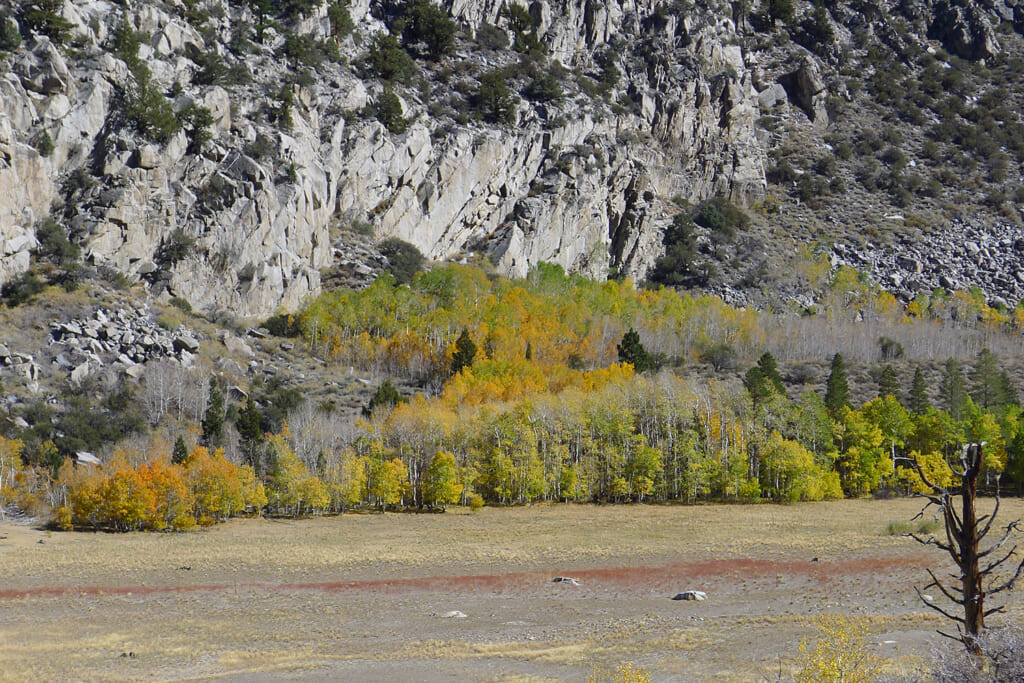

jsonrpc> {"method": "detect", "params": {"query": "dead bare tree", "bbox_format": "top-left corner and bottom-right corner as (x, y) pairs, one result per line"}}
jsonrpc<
(908, 443), (1024, 653)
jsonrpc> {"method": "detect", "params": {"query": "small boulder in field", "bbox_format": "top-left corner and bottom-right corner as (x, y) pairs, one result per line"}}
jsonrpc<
(672, 590), (707, 601)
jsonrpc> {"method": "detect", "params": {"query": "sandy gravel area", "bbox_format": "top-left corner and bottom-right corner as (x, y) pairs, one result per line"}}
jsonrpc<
(2, 499), (1021, 681)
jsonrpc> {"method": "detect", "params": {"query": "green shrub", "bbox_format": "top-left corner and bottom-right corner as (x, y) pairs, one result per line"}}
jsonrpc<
(229, 21), (253, 54)
(368, 32), (416, 83)
(328, 1), (354, 39)
(476, 22), (507, 50)
(375, 91), (407, 133)
(280, 31), (324, 67)
(648, 214), (709, 288)
(158, 229), (195, 265)
(363, 378), (408, 416)
(0, 16), (22, 51)
(170, 296), (192, 313)
(34, 218), (80, 265)
(19, 0), (73, 44)
(275, 86), (294, 129)
(31, 130), (54, 156)
(263, 312), (301, 337)
(475, 69), (515, 124)
(764, 0), (794, 27)
(596, 49), (620, 90)
(110, 17), (142, 67)
(379, 237), (424, 284)
(276, 0), (320, 19)
(1, 271), (45, 307)
(194, 50), (228, 85)
(118, 42), (181, 145)
(695, 197), (748, 242)
(523, 73), (563, 102)
(401, 0), (456, 61)
(179, 104), (213, 154)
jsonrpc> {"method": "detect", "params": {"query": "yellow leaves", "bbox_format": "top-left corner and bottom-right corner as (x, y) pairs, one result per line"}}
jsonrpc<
(896, 450), (955, 493)
(266, 434), (329, 514)
(0, 435), (25, 510)
(795, 615), (884, 683)
(422, 451), (462, 508)
(369, 457), (410, 510)
(56, 443), (266, 531)
(588, 662), (651, 683)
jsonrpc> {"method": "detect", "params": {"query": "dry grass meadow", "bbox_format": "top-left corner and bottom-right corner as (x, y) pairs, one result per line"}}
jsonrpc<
(2, 498), (1023, 682)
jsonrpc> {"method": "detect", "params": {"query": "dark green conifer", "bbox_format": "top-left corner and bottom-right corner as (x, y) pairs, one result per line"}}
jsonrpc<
(939, 358), (967, 420)
(451, 328), (477, 375)
(617, 328), (652, 373)
(909, 366), (930, 414)
(172, 435), (189, 465)
(201, 376), (225, 448)
(824, 353), (849, 416)
(877, 364), (900, 399)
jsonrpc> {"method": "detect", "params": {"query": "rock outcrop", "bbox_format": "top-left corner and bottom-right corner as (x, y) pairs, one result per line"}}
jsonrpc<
(48, 306), (201, 383)
(1, 0), (1022, 316)
(0, 0), (768, 316)
(829, 220), (1024, 309)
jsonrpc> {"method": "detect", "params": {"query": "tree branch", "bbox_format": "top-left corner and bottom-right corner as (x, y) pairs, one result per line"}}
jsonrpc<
(979, 525), (1018, 560)
(924, 569), (966, 605)
(986, 557), (1024, 595)
(977, 496), (1001, 541)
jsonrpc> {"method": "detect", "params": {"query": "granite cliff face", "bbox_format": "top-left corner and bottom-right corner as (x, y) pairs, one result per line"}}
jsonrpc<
(1, 0), (1023, 317)
(0, 0), (767, 317)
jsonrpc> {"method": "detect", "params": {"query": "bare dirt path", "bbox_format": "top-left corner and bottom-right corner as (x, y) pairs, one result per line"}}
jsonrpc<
(2, 499), (1021, 681)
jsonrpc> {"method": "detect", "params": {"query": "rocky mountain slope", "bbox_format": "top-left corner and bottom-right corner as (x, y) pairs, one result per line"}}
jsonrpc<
(1, 0), (1023, 318)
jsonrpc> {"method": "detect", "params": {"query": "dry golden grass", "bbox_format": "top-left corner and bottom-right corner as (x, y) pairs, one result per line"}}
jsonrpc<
(2, 498), (1022, 682)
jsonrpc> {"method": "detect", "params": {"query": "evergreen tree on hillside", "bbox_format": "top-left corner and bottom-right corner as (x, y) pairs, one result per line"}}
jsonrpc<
(744, 366), (773, 407)
(201, 376), (225, 448)
(745, 352), (785, 407)
(939, 358), (968, 421)
(757, 352), (786, 395)
(617, 328), (652, 373)
(363, 379), (408, 417)
(877, 364), (900, 399)
(451, 328), (477, 375)
(970, 348), (1004, 410)
(237, 395), (265, 474)
(909, 366), (930, 414)
(824, 353), (849, 416)
(172, 435), (189, 465)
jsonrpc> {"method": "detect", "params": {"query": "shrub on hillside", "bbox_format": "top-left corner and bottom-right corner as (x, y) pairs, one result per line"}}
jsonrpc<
(379, 237), (424, 284)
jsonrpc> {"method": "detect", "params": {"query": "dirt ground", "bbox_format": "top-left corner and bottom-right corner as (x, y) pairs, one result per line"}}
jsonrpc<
(2, 498), (1022, 682)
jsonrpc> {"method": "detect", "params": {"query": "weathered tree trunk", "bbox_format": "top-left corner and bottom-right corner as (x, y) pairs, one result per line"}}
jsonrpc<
(960, 443), (984, 651)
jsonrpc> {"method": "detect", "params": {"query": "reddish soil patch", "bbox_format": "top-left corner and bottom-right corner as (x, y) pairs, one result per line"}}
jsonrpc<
(0, 554), (932, 601)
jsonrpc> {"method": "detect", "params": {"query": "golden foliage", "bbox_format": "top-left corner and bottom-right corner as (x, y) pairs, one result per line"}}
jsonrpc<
(795, 615), (884, 683)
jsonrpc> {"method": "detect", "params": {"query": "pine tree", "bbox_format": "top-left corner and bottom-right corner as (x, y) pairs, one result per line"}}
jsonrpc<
(939, 358), (968, 421)
(824, 353), (849, 416)
(617, 328), (652, 373)
(998, 371), (1019, 408)
(757, 352), (786, 395)
(970, 348), (1003, 410)
(909, 366), (931, 414)
(877, 364), (900, 399)
(451, 328), (477, 375)
(172, 435), (189, 465)
(363, 379), (407, 417)
(201, 376), (225, 448)
(237, 395), (265, 474)
(744, 366), (772, 408)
